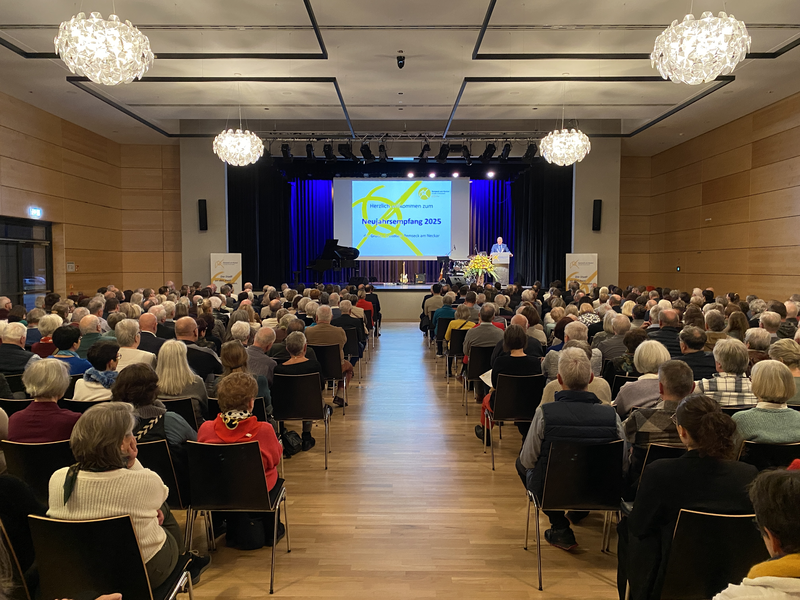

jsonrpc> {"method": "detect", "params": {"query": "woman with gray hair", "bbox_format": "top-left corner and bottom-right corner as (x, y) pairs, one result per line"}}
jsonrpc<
(612, 340), (671, 418)
(31, 313), (63, 358)
(8, 359), (78, 443)
(47, 402), (210, 586)
(696, 338), (758, 406)
(230, 320), (252, 346)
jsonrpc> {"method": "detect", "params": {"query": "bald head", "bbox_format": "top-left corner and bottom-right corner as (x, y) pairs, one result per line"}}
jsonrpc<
(510, 314), (529, 329)
(659, 309), (680, 328)
(175, 316), (198, 340)
(79, 315), (100, 335)
(139, 312), (157, 333)
(254, 327), (276, 351)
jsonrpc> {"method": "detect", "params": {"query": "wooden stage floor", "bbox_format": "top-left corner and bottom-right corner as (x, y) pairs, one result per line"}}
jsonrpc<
(186, 323), (619, 599)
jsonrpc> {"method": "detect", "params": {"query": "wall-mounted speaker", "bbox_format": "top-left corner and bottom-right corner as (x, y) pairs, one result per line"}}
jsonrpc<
(592, 199), (602, 231)
(198, 199), (208, 231)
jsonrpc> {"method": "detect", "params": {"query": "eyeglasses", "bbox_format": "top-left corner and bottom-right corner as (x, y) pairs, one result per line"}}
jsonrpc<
(670, 413), (678, 425)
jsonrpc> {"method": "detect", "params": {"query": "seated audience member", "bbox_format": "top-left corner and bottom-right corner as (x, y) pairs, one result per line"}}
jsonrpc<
(230, 320), (252, 346)
(618, 395), (757, 600)
(330, 300), (366, 363)
(760, 311), (782, 344)
(613, 340), (672, 418)
(24, 308), (44, 346)
(590, 309), (615, 348)
(100, 313), (126, 341)
(0, 322), (40, 375)
(631, 304), (648, 328)
(769, 339), (800, 405)
(714, 467), (800, 599)
(696, 338), (758, 407)
(423, 284), (444, 323)
(268, 318), (314, 362)
(432, 294), (456, 356)
(519, 305), (548, 347)
(212, 341), (271, 412)
(704, 310), (728, 351)
(474, 325), (542, 444)
(578, 302), (601, 327)
(725, 311), (750, 343)
(72, 341), (120, 402)
(48, 325), (92, 375)
(490, 314), (544, 366)
(31, 314), (62, 358)
(494, 294), (513, 318)
(246, 327), (277, 384)
(8, 360), (79, 442)
(76, 315), (104, 359)
(274, 331), (325, 451)
(647, 309), (683, 357)
(602, 328), (646, 382)
(48, 402), (210, 586)
(597, 314), (632, 362)
(156, 340), (209, 422)
(540, 340), (612, 405)
(115, 319), (156, 371)
(304, 305), (353, 407)
(464, 304), (505, 395)
(746, 327), (773, 376)
(675, 326), (718, 380)
(197, 372), (284, 548)
(622, 360), (694, 489)
(516, 347), (624, 551)
(542, 321), (603, 383)
(174, 316), (222, 381)
(137, 313), (166, 356)
(732, 360), (800, 444)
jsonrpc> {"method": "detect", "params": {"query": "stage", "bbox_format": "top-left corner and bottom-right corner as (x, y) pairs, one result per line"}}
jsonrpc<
(370, 283), (431, 322)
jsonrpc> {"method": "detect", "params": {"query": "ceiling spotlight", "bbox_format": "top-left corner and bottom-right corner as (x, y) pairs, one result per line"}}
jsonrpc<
(323, 143), (336, 163)
(407, 172), (414, 178)
(499, 142), (512, 161)
(379, 144), (389, 162)
(522, 143), (537, 162)
(461, 145), (473, 166)
(452, 172), (459, 178)
(418, 143), (431, 163)
(281, 143), (293, 161)
(487, 171), (495, 178)
(435, 143), (450, 164)
(360, 143), (375, 164)
(306, 143), (315, 160)
(429, 172), (436, 178)
(479, 143), (496, 163)
(338, 143), (356, 161)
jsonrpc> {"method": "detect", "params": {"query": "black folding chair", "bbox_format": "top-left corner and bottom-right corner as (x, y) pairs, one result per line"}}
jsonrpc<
(136, 440), (190, 542)
(342, 327), (362, 383)
(524, 440), (624, 590)
(611, 375), (638, 401)
(463, 346), (494, 416)
(446, 328), (468, 385)
(271, 373), (331, 470)
(161, 397), (199, 431)
(722, 406), (755, 417)
(738, 440), (800, 471)
(2, 440), (74, 504)
(434, 317), (454, 361)
(206, 396), (266, 421)
(0, 518), (31, 600)
(364, 309), (375, 349)
(485, 374), (546, 470)
(29, 514), (193, 600)
(207, 397), (220, 420)
(186, 441), (290, 594)
(659, 510), (769, 600)
(4, 374), (27, 399)
(309, 344), (347, 415)
(58, 398), (109, 413)
(639, 444), (686, 486)
(0, 398), (32, 416)
(64, 374), (81, 399)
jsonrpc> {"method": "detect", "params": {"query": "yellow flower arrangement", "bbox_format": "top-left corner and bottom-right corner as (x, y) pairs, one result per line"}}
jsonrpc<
(464, 254), (498, 279)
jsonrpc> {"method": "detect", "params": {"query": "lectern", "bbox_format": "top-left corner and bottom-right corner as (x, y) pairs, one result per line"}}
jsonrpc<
(492, 252), (511, 286)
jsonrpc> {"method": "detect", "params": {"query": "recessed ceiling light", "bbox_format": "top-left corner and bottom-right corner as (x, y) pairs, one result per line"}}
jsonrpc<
(398, 92), (404, 95)
(282, 92), (292, 96)
(398, 108), (403, 111)
(487, 171), (495, 178)
(510, 91), (520, 95)
(532, 107), (538, 110)
(407, 172), (414, 178)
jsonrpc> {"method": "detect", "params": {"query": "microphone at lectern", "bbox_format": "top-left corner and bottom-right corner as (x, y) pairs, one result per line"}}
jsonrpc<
(473, 244), (478, 254)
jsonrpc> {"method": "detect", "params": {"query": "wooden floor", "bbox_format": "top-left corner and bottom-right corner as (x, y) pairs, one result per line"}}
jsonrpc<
(187, 323), (620, 599)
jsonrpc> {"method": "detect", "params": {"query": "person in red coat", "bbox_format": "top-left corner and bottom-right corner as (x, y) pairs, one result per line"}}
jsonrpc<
(197, 372), (283, 548)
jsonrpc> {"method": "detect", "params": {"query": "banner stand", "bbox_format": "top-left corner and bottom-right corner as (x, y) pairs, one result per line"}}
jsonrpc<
(210, 253), (243, 294)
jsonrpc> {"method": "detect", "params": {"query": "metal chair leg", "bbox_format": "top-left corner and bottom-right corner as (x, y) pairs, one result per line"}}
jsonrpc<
(282, 493), (291, 553)
(324, 417), (329, 470)
(206, 510), (217, 551)
(524, 490), (532, 550)
(489, 417), (495, 470)
(483, 412), (489, 454)
(535, 503), (542, 591)
(465, 381), (469, 416)
(185, 571), (194, 599)
(269, 505), (278, 594)
(184, 509), (195, 551)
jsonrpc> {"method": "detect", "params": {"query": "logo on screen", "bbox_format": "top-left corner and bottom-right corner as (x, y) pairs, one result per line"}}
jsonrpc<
(418, 188), (431, 200)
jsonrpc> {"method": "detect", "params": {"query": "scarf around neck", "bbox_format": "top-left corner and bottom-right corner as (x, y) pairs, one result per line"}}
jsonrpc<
(221, 409), (253, 430)
(55, 350), (79, 358)
(83, 367), (118, 388)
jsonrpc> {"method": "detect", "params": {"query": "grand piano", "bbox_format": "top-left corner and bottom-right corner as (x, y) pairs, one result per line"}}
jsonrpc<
(306, 238), (360, 277)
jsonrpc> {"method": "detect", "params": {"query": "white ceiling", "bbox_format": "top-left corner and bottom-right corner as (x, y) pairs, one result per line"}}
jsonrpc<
(0, 0), (799, 155)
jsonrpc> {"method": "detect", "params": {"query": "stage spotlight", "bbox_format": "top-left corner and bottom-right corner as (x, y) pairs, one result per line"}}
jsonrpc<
(479, 143), (496, 163)
(499, 142), (511, 161)
(461, 145), (473, 166)
(281, 143), (292, 161)
(323, 143), (337, 163)
(306, 143), (315, 160)
(418, 143), (431, 163)
(360, 143), (375, 164)
(487, 171), (495, 178)
(429, 172), (436, 178)
(435, 143), (450, 164)
(452, 172), (459, 178)
(407, 172), (414, 178)
(379, 144), (389, 162)
(338, 143), (356, 161)
(522, 143), (537, 162)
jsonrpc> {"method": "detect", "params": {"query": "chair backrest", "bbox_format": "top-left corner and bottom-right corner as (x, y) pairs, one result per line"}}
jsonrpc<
(364, 310), (374, 330)
(161, 397), (198, 431)
(186, 441), (273, 511)
(29, 515), (154, 600)
(4, 374), (26, 396)
(342, 327), (360, 358)
(492, 374), (546, 422)
(271, 373), (325, 421)
(207, 397), (220, 419)
(466, 346), (494, 380)
(64, 374), (81, 399)
(611, 375), (638, 401)
(0, 518), (31, 600)
(639, 444), (686, 485)
(309, 344), (343, 381)
(541, 440), (624, 511)
(57, 399), (109, 414)
(0, 398), (32, 416)
(449, 328), (468, 357)
(136, 439), (184, 509)
(722, 406), (755, 417)
(660, 510), (769, 600)
(435, 318), (454, 341)
(253, 396), (268, 422)
(2, 440), (74, 505)
(739, 441), (800, 471)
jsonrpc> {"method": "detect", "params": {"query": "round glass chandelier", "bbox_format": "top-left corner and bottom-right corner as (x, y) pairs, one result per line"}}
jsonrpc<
(55, 12), (154, 86)
(540, 129), (591, 167)
(651, 12), (750, 85)
(213, 129), (265, 166)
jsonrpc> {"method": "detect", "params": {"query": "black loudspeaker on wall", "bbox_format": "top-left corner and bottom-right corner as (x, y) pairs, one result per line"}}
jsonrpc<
(592, 199), (602, 231)
(198, 199), (208, 231)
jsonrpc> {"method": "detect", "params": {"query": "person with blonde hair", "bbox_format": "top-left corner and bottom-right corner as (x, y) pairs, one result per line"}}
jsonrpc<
(732, 360), (800, 444)
(613, 340), (671, 418)
(621, 300), (636, 320)
(769, 339), (800, 405)
(156, 340), (209, 422)
(9, 359), (79, 442)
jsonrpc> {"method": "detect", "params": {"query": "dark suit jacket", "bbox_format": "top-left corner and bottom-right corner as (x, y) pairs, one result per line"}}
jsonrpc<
(627, 451), (757, 600)
(138, 331), (165, 355)
(674, 350), (717, 380)
(331, 315), (366, 344)
(365, 293), (381, 318)
(647, 326), (682, 358)
(178, 340), (222, 380)
(157, 323), (176, 340)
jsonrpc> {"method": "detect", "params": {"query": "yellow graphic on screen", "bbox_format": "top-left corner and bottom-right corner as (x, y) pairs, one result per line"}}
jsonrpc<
(352, 181), (424, 256)
(418, 188), (431, 200)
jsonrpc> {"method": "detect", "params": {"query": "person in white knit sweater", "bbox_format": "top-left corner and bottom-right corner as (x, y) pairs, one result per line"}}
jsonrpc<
(47, 402), (210, 587)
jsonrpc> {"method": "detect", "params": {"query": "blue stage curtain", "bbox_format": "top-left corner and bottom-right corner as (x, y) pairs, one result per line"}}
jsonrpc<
(469, 179), (515, 277)
(290, 179), (337, 283)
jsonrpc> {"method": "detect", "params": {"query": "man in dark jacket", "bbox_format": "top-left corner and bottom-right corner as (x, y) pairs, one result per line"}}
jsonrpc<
(516, 347), (624, 550)
(674, 326), (717, 380)
(647, 309), (682, 358)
